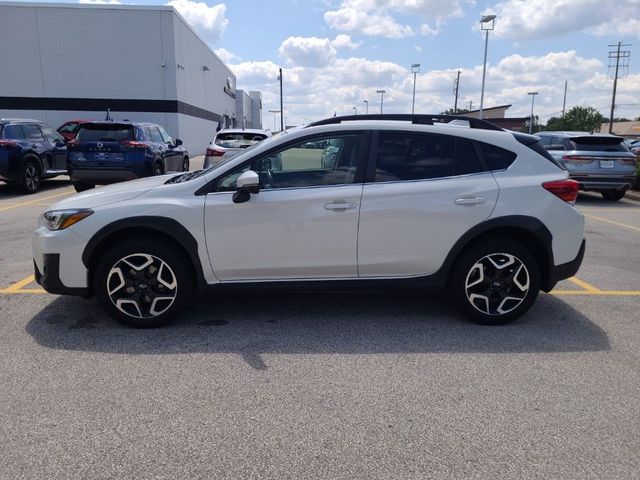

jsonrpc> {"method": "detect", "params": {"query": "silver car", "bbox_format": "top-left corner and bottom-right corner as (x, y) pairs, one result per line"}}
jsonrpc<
(538, 131), (637, 201)
(204, 129), (270, 168)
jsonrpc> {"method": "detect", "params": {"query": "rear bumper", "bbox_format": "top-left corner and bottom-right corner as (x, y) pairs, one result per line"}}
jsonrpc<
(70, 167), (148, 185)
(570, 174), (635, 191)
(544, 239), (585, 292)
(34, 254), (89, 296)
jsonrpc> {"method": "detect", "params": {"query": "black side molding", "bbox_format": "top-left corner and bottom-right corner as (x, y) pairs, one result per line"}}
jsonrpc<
(34, 255), (89, 296)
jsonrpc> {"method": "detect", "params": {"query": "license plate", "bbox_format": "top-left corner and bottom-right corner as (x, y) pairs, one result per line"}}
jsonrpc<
(600, 160), (614, 168)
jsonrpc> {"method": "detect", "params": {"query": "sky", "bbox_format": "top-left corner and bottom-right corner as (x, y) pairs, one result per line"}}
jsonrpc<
(22, 0), (640, 127)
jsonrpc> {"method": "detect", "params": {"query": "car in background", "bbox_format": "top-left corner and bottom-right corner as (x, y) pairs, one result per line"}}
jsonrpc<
(0, 118), (68, 193)
(57, 120), (90, 142)
(538, 131), (637, 201)
(67, 121), (189, 192)
(204, 128), (270, 168)
(624, 139), (640, 156)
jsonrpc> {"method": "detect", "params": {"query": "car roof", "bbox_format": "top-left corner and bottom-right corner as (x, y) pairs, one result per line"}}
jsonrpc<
(216, 128), (270, 135)
(0, 118), (44, 124)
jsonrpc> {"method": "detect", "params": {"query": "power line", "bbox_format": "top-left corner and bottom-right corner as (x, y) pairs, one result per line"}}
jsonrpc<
(607, 41), (631, 133)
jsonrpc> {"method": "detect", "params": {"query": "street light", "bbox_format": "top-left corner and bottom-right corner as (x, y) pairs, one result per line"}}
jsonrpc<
(353, 106), (357, 115)
(376, 89), (386, 114)
(363, 99), (368, 114)
(527, 91), (538, 134)
(479, 14), (496, 120)
(411, 63), (420, 114)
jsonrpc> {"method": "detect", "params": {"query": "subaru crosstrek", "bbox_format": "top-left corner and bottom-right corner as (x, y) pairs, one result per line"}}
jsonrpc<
(538, 131), (636, 201)
(0, 118), (68, 193)
(67, 121), (189, 192)
(33, 114), (585, 328)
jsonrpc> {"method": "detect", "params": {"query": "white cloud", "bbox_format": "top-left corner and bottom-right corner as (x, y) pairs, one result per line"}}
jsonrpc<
(214, 47), (240, 64)
(324, 0), (463, 38)
(167, 0), (228, 43)
(278, 36), (337, 68)
(488, 0), (640, 40)
(331, 34), (360, 50)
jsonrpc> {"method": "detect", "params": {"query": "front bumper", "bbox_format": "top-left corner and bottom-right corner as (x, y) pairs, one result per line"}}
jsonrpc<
(543, 239), (586, 292)
(34, 255), (88, 296)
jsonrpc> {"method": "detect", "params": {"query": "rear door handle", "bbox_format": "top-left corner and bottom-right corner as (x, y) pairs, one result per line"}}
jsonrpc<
(455, 197), (485, 205)
(325, 201), (357, 210)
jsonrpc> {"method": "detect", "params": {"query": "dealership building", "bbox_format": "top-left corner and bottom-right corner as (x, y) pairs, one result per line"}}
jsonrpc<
(0, 1), (262, 154)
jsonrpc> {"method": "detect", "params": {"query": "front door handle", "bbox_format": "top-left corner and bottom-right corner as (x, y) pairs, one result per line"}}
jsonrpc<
(455, 197), (485, 205)
(325, 201), (357, 210)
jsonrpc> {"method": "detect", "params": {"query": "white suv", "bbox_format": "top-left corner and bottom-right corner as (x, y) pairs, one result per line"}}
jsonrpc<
(33, 115), (585, 328)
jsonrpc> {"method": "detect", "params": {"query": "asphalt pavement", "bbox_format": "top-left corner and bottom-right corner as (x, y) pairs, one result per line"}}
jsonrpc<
(0, 163), (638, 479)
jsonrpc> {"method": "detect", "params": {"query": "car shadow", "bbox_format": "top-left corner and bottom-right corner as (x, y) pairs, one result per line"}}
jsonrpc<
(0, 177), (71, 199)
(26, 291), (609, 370)
(577, 191), (639, 208)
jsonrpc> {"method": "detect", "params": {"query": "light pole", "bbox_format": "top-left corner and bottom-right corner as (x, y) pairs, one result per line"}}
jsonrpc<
(278, 68), (284, 131)
(479, 14), (496, 120)
(353, 107), (357, 115)
(363, 100), (368, 114)
(268, 109), (281, 132)
(411, 63), (420, 114)
(527, 91), (538, 134)
(376, 89), (386, 114)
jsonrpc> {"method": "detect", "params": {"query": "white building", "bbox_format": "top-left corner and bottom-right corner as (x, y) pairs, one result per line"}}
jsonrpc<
(0, 1), (262, 154)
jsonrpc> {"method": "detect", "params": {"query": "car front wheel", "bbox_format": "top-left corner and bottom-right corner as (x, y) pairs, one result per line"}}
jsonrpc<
(94, 240), (194, 328)
(451, 239), (540, 325)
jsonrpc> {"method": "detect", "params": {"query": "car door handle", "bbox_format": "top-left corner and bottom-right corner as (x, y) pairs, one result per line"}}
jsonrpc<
(325, 202), (357, 210)
(455, 197), (486, 205)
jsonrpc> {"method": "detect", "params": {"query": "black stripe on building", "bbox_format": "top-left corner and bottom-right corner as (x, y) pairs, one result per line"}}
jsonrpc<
(0, 97), (222, 123)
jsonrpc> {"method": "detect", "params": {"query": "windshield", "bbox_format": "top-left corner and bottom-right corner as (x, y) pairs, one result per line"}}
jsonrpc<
(214, 132), (268, 148)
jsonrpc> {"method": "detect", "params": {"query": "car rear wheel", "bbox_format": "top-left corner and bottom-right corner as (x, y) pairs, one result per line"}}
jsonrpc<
(182, 157), (189, 172)
(19, 159), (41, 194)
(450, 239), (540, 325)
(94, 239), (194, 328)
(73, 182), (95, 193)
(601, 189), (626, 201)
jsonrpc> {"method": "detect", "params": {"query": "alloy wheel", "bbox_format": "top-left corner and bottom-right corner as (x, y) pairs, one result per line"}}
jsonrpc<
(24, 164), (39, 192)
(464, 252), (530, 316)
(107, 253), (178, 319)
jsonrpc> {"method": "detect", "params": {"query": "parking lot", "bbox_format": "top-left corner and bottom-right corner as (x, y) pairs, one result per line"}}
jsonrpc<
(1, 161), (639, 478)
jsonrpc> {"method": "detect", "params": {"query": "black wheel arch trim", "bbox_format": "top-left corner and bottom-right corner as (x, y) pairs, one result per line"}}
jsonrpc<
(81, 216), (207, 292)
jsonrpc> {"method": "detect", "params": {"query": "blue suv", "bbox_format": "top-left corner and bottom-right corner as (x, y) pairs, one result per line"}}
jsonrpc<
(67, 122), (189, 192)
(0, 118), (68, 193)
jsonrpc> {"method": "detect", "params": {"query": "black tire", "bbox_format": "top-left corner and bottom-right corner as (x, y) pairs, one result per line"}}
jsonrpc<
(450, 239), (540, 325)
(73, 182), (95, 193)
(93, 239), (194, 328)
(19, 158), (41, 194)
(182, 157), (190, 172)
(601, 189), (626, 201)
(154, 161), (164, 176)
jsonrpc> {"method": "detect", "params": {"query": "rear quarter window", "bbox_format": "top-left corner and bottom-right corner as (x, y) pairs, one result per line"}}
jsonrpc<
(478, 142), (517, 171)
(1, 124), (25, 140)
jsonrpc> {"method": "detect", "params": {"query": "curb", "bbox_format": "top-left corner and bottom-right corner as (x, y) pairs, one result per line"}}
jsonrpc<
(625, 190), (640, 202)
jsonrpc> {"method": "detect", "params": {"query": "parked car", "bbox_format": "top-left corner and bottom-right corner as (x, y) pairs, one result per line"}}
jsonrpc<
(0, 118), (68, 193)
(537, 131), (636, 201)
(204, 128), (270, 168)
(624, 139), (640, 156)
(67, 121), (189, 192)
(57, 120), (90, 142)
(33, 114), (585, 328)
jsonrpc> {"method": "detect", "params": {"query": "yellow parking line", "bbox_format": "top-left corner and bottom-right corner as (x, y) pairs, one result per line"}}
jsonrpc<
(1, 275), (38, 293)
(0, 189), (74, 212)
(584, 213), (640, 233)
(568, 276), (601, 293)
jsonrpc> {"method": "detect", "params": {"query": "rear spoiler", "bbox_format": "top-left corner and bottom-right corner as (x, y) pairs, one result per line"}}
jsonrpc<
(569, 135), (624, 145)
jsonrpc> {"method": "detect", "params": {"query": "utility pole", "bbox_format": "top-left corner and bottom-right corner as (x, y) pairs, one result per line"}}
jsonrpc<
(468, 100), (473, 111)
(453, 70), (461, 114)
(607, 41), (631, 133)
(561, 80), (568, 117)
(278, 67), (284, 131)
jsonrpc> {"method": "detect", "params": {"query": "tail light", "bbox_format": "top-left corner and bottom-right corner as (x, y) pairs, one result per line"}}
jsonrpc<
(562, 155), (593, 163)
(206, 147), (224, 157)
(120, 140), (147, 149)
(0, 140), (17, 148)
(620, 157), (636, 165)
(542, 179), (580, 204)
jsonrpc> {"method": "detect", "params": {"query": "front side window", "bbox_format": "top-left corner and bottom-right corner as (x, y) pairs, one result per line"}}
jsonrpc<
(23, 124), (45, 141)
(148, 127), (164, 144)
(215, 134), (363, 191)
(158, 127), (173, 144)
(374, 132), (482, 182)
(40, 126), (64, 144)
(59, 123), (78, 134)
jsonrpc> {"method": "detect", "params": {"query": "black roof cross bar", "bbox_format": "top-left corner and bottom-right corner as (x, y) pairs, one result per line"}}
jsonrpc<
(307, 114), (503, 131)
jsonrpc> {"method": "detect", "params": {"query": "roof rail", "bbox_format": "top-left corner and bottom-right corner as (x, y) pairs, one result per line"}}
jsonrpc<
(0, 118), (44, 123)
(307, 114), (503, 131)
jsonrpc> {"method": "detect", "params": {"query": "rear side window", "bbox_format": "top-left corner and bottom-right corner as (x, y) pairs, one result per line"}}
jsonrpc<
(149, 127), (164, 144)
(77, 125), (135, 142)
(1, 124), (25, 140)
(23, 124), (45, 141)
(215, 132), (268, 148)
(478, 142), (517, 171)
(375, 133), (486, 182)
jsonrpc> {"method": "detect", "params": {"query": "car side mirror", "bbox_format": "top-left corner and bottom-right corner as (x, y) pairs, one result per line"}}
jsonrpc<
(233, 170), (260, 204)
(175, 138), (183, 146)
(55, 141), (66, 147)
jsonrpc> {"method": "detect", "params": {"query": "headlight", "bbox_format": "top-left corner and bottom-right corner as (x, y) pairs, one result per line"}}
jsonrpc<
(42, 209), (93, 231)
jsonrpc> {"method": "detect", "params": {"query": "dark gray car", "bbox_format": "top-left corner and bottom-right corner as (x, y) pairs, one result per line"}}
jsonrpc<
(538, 131), (637, 201)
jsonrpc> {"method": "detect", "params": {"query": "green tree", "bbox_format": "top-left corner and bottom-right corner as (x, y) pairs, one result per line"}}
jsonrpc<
(441, 108), (470, 115)
(543, 106), (603, 132)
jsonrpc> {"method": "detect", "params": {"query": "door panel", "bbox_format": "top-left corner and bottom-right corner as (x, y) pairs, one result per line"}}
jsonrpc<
(204, 185), (363, 280)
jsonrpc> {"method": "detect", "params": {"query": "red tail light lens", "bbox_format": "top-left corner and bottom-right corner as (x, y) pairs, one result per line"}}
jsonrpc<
(0, 140), (18, 148)
(542, 179), (580, 204)
(120, 140), (148, 149)
(206, 147), (224, 157)
(562, 155), (593, 163)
